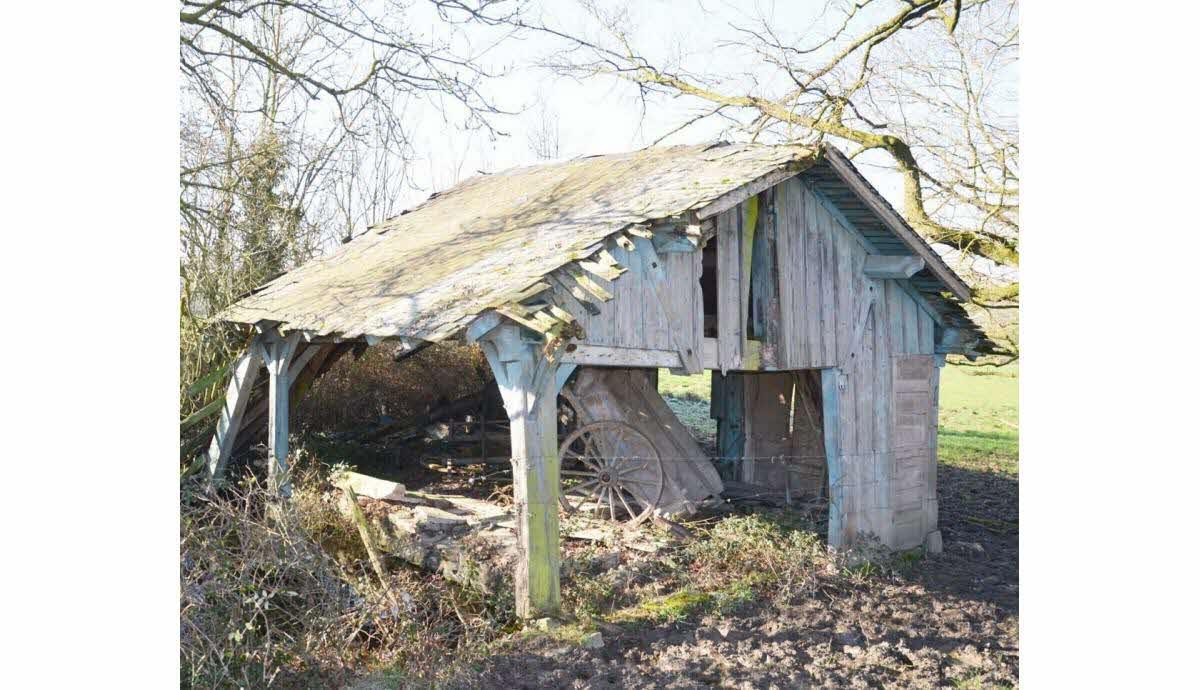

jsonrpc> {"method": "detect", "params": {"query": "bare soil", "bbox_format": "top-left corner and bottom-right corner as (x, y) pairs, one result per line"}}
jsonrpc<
(442, 462), (1018, 689)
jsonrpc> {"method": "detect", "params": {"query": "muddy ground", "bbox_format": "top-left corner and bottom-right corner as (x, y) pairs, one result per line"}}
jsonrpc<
(439, 461), (1018, 690)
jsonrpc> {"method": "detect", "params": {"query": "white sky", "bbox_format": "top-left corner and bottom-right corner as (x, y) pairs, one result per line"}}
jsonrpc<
(402, 0), (910, 203)
(370, 0), (1016, 282)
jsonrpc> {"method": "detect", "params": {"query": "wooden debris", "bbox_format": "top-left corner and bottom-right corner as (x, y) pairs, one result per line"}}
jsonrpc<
(345, 487), (390, 585)
(334, 471), (407, 502)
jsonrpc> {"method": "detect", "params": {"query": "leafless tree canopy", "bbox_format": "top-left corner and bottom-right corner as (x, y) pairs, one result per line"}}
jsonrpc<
(178, 0), (522, 433)
(510, 0), (1019, 356)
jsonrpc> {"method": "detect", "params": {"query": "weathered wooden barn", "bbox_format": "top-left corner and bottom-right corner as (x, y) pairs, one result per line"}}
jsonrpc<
(206, 142), (992, 618)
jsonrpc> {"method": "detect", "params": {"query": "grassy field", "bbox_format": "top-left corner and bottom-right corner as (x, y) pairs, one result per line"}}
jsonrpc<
(659, 364), (1018, 473)
(937, 364), (1019, 474)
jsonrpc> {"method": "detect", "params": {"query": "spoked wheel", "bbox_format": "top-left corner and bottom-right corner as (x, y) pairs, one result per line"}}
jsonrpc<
(558, 420), (664, 528)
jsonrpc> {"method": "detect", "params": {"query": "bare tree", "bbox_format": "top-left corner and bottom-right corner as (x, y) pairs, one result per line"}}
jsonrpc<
(526, 94), (562, 160)
(510, 0), (1019, 358)
(178, 0), (524, 445)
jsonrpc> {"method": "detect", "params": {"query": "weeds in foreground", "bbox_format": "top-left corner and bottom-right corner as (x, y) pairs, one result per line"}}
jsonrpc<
(180, 460), (515, 689)
(569, 513), (906, 628)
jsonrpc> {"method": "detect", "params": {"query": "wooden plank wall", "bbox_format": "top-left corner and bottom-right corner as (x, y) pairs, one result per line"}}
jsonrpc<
(571, 238), (703, 358)
(768, 176), (940, 549)
(774, 176), (872, 369)
(558, 175), (944, 550)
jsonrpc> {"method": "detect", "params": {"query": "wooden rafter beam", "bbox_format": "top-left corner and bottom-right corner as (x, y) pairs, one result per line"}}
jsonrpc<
(864, 254), (924, 279)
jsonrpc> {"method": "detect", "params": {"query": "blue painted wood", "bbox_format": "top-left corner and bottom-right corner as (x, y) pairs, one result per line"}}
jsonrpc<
(553, 363), (578, 394)
(896, 279), (944, 327)
(821, 367), (844, 548)
(465, 311), (503, 343)
(651, 233), (700, 253)
(715, 372), (746, 481)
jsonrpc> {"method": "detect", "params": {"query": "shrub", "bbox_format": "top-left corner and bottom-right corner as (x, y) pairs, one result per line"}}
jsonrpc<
(682, 513), (825, 601)
(180, 473), (396, 688)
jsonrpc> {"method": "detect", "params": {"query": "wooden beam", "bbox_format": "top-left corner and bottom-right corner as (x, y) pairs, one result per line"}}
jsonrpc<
(479, 324), (562, 619)
(261, 332), (301, 498)
(651, 232), (700, 253)
(864, 255), (924, 279)
(821, 146), (972, 301)
(560, 343), (683, 368)
(820, 368), (844, 548)
(840, 287), (877, 369)
(206, 345), (263, 482)
(700, 338), (761, 371)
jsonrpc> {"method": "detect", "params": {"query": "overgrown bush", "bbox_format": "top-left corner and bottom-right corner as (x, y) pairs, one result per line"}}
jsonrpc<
(682, 513), (825, 601)
(180, 474), (380, 688)
(180, 454), (519, 688)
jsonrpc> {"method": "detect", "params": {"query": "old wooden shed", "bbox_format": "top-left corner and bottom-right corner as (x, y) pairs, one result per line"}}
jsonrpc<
(207, 142), (993, 618)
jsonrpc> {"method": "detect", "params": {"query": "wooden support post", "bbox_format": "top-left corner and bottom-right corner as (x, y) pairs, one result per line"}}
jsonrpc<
(206, 344), (263, 482)
(479, 324), (568, 619)
(256, 332), (300, 498)
(821, 368), (844, 548)
(714, 372), (746, 481)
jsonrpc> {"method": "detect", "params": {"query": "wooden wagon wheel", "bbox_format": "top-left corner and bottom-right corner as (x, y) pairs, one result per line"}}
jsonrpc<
(558, 420), (664, 527)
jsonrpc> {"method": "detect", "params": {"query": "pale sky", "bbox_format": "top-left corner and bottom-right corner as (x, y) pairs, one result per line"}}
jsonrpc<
(367, 0), (1017, 281)
(401, 1), (907, 200)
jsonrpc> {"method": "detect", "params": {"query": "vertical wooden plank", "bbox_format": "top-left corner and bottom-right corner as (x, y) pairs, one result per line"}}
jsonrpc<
(821, 368), (844, 548)
(904, 289), (920, 354)
(264, 333), (300, 498)
(857, 309), (874, 456)
(820, 202), (837, 365)
(928, 358), (943, 542)
(638, 240), (669, 351)
(834, 232), (851, 363)
(740, 197), (758, 346)
(803, 186), (822, 367)
(919, 310), (935, 354)
(773, 182), (794, 367)
(872, 281), (891, 456)
(693, 247), (705, 364)
(886, 281), (905, 355)
(717, 206), (743, 371)
(206, 346), (263, 481)
(871, 299), (892, 535)
(779, 178), (805, 368)
(717, 372), (746, 480)
(616, 243), (637, 347)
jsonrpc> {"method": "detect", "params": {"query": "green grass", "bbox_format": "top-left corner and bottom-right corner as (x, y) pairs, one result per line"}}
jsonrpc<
(658, 364), (1018, 474)
(658, 369), (712, 401)
(938, 364), (1018, 475)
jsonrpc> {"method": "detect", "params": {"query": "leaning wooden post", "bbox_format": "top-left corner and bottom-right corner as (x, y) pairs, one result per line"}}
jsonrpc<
(206, 343), (264, 483)
(256, 332), (300, 498)
(476, 322), (568, 619)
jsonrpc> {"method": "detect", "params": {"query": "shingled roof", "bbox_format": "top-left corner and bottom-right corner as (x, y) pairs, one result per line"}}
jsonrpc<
(220, 142), (990, 352)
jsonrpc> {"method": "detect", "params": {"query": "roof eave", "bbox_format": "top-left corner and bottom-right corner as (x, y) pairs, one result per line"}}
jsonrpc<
(819, 145), (973, 302)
